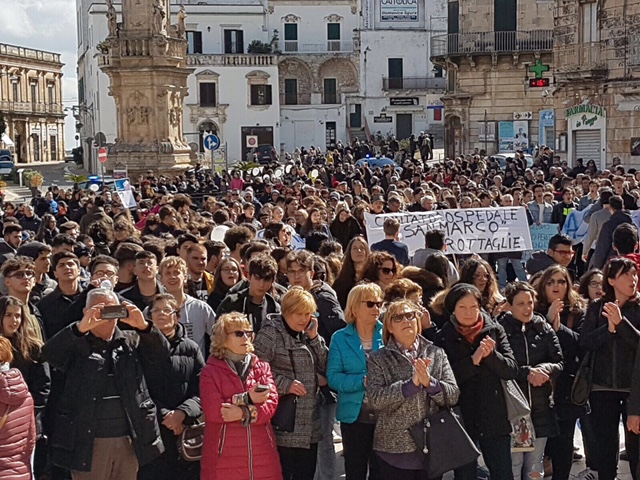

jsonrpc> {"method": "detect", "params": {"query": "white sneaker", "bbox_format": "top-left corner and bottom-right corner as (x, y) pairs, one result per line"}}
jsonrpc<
(574, 468), (598, 480)
(332, 429), (342, 444)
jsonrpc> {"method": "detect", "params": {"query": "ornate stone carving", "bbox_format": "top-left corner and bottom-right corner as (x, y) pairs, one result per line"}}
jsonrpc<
(282, 14), (300, 23)
(106, 0), (118, 37)
(176, 5), (186, 38)
(279, 58), (313, 95)
(325, 14), (343, 22)
(152, 0), (167, 35)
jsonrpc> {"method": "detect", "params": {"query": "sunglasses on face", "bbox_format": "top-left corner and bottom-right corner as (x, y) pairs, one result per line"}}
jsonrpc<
(230, 330), (254, 339)
(363, 301), (383, 309)
(380, 267), (397, 275)
(151, 308), (176, 316)
(390, 311), (419, 323)
(9, 270), (35, 280)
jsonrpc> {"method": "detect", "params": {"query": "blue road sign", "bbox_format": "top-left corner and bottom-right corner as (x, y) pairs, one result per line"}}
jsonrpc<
(203, 134), (220, 151)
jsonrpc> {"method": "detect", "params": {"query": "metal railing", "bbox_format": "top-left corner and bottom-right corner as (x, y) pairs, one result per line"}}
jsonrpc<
(187, 54), (277, 66)
(431, 30), (553, 57)
(554, 42), (607, 72)
(283, 41), (354, 54)
(280, 93), (311, 106)
(382, 76), (447, 90)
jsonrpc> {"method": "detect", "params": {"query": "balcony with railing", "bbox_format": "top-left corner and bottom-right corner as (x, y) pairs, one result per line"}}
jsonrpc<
(282, 41), (354, 54)
(430, 30), (553, 58)
(187, 54), (277, 67)
(280, 93), (312, 106)
(382, 76), (446, 91)
(0, 101), (64, 116)
(554, 42), (607, 79)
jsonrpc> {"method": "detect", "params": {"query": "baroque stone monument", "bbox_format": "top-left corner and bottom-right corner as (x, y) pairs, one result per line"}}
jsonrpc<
(100, 0), (193, 175)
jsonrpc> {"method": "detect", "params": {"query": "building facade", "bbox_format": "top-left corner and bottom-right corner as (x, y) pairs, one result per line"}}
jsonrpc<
(552, 0), (640, 169)
(0, 43), (65, 163)
(359, 0), (447, 145)
(431, 0), (554, 159)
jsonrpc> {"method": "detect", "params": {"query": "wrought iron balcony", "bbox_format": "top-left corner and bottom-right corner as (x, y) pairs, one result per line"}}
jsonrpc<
(280, 93), (311, 106)
(431, 30), (553, 57)
(382, 76), (446, 91)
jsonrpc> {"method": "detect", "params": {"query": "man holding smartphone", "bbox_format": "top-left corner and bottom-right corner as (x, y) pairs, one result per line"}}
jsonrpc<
(42, 288), (167, 480)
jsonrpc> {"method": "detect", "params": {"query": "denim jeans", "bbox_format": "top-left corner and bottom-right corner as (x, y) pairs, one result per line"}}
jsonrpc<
(512, 437), (547, 480)
(314, 401), (337, 480)
(497, 257), (528, 290)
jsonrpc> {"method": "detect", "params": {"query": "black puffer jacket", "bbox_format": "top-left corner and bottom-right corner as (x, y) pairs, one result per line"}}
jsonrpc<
(500, 313), (563, 438)
(42, 323), (166, 472)
(309, 281), (346, 348)
(579, 297), (640, 391)
(434, 314), (519, 439)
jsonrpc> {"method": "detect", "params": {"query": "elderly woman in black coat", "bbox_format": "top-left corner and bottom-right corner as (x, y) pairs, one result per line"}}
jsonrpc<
(139, 294), (205, 480)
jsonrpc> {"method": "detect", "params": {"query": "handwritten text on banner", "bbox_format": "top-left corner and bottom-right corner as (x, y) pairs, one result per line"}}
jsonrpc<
(365, 207), (533, 255)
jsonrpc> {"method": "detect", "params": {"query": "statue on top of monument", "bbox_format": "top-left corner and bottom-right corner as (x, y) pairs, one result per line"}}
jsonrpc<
(106, 0), (118, 37)
(152, 0), (167, 35)
(177, 5), (187, 38)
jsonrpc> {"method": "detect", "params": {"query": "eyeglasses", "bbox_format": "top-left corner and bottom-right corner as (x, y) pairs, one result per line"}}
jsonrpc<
(380, 267), (397, 275)
(363, 301), (383, 309)
(8, 270), (35, 280)
(390, 311), (419, 323)
(151, 308), (176, 316)
(221, 268), (239, 274)
(588, 280), (602, 288)
(552, 249), (574, 257)
(474, 273), (490, 280)
(546, 279), (568, 287)
(230, 330), (254, 339)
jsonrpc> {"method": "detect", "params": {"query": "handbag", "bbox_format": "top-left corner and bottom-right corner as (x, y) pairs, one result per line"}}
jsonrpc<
(409, 387), (480, 477)
(571, 351), (595, 406)
(177, 418), (205, 462)
(271, 350), (298, 433)
(501, 379), (536, 452)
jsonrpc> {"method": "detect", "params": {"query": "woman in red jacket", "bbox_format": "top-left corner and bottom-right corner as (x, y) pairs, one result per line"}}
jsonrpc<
(0, 335), (36, 480)
(200, 312), (282, 480)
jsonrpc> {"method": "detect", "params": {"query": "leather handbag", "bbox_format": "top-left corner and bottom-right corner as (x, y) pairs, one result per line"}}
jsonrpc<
(571, 350), (595, 406)
(409, 388), (480, 477)
(177, 418), (205, 462)
(271, 350), (298, 433)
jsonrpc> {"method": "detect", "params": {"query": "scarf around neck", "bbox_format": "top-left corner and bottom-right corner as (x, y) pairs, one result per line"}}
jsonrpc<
(452, 315), (485, 344)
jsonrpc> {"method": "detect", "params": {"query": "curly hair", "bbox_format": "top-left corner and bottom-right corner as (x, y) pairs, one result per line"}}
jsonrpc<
(358, 251), (401, 284)
(384, 278), (423, 304)
(210, 312), (254, 359)
(534, 264), (586, 320)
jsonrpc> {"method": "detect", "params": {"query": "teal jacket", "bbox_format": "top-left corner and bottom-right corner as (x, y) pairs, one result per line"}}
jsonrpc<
(327, 322), (384, 423)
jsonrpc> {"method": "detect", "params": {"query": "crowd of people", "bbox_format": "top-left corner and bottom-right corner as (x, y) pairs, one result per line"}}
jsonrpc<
(1, 141), (640, 480)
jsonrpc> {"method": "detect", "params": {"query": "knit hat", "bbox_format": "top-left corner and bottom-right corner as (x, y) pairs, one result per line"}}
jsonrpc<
(16, 241), (49, 260)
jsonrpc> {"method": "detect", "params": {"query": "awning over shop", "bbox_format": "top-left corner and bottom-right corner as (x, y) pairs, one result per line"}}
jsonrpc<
(1, 133), (14, 147)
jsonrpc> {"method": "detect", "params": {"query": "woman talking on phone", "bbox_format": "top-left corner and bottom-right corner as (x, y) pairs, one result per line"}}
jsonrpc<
(254, 287), (329, 480)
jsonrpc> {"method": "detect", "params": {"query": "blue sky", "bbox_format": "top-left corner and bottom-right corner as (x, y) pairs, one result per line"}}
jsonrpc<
(2, 0), (78, 149)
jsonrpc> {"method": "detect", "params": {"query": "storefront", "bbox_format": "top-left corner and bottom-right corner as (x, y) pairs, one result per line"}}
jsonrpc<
(566, 104), (607, 170)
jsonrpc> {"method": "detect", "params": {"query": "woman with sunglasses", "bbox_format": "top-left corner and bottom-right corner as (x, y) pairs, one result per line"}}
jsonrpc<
(333, 236), (371, 308)
(580, 257), (640, 480)
(433, 283), (518, 480)
(359, 252), (401, 293)
(200, 311), (281, 479)
(327, 284), (385, 480)
(531, 264), (588, 480)
(138, 294), (204, 480)
(459, 258), (504, 317)
(366, 299), (459, 479)
(499, 282), (564, 480)
(254, 287), (328, 480)
(208, 257), (244, 312)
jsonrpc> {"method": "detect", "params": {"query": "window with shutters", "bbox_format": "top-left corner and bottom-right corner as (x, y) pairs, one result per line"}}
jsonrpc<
(250, 85), (272, 106)
(187, 31), (203, 54)
(284, 79), (298, 105)
(199, 82), (217, 107)
(327, 23), (340, 51)
(284, 23), (298, 52)
(224, 30), (244, 54)
(323, 78), (338, 104)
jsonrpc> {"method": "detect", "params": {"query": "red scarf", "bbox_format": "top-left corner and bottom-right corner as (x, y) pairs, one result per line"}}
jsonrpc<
(457, 317), (485, 344)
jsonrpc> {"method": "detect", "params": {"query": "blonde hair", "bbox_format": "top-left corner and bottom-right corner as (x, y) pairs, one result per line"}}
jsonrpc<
(210, 312), (254, 359)
(345, 283), (383, 324)
(382, 299), (421, 344)
(0, 336), (13, 364)
(159, 256), (188, 276)
(281, 286), (317, 318)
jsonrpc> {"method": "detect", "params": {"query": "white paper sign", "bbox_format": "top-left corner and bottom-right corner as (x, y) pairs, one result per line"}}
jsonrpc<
(365, 207), (533, 255)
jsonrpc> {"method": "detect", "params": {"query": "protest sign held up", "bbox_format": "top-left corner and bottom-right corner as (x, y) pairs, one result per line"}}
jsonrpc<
(530, 223), (559, 251)
(365, 207), (533, 255)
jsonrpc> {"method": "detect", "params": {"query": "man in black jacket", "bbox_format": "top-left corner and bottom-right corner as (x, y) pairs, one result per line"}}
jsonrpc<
(592, 195), (633, 269)
(120, 250), (166, 310)
(42, 288), (165, 479)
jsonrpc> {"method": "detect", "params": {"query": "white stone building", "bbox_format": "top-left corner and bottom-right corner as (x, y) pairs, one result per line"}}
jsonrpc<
(357, 0), (447, 144)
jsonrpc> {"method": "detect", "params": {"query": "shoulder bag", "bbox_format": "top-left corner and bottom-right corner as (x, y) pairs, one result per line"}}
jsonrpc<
(177, 416), (205, 462)
(271, 350), (298, 433)
(409, 386), (480, 477)
(501, 379), (536, 452)
(571, 351), (595, 406)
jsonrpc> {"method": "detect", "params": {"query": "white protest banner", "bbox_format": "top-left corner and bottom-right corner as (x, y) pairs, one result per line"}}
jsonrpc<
(365, 207), (533, 255)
